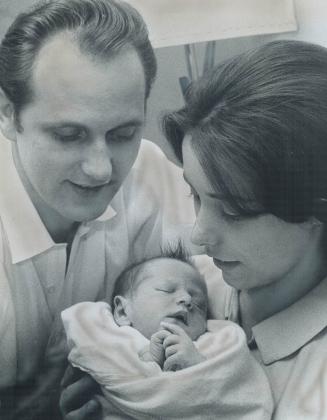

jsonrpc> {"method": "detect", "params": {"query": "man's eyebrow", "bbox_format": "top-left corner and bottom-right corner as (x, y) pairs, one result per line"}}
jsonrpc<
(40, 122), (86, 131)
(39, 119), (144, 131)
(107, 120), (144, 132)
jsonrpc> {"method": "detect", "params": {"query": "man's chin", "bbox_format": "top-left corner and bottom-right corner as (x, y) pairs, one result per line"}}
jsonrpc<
(61, 204), (112, 224)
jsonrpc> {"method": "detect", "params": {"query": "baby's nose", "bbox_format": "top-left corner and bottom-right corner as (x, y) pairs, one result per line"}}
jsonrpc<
(177, 294), (192, 309)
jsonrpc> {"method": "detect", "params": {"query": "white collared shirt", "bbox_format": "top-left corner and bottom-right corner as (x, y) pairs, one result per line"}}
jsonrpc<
(0, 136), (163, 388)
(216, 274), (327, 420)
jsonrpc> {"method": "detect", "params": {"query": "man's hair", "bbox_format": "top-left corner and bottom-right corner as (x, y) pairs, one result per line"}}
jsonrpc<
(112, 240), (203, 304)
(0, 0), (157, 116)
(163, 40), (327, 223)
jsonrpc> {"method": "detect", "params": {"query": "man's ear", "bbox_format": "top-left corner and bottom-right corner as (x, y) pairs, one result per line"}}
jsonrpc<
(113, 295), (132, 327)
(0, 88), (17, 141)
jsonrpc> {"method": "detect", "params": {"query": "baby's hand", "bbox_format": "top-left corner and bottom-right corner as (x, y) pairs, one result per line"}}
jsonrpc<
(150, 329), (171, 368)
(160, 322), (206, 371)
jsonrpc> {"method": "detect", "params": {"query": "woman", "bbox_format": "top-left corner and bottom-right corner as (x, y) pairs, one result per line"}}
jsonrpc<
(163, 40), (327, 419)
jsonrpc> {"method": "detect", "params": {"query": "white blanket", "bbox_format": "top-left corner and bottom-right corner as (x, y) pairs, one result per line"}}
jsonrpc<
(62, 302), (273, 420)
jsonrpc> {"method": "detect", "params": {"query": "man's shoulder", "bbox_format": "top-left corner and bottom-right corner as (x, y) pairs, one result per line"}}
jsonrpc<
(135, 139), (168, 166)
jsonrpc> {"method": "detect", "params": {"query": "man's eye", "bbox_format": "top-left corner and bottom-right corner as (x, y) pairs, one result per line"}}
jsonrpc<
(107, 126), (138, 142)
(52, 128), (85, 142)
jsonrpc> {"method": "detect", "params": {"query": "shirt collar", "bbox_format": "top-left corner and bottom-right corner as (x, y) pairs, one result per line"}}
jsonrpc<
(252, 277), (327, 364)
(225, 277), (327, 365)
(0, 136), (116, 264)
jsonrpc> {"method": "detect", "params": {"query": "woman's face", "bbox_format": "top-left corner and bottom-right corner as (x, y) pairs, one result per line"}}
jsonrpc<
(182, 135), (321, 291)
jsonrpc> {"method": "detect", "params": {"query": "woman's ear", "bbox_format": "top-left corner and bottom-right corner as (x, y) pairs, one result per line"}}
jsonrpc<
(0, 88), (17, 141)
(113, 295), (132, 327)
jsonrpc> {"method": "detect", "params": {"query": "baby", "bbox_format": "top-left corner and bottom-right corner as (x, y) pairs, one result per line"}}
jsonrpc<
(111, 244), (209, 371)
(62, 243), (273, 420)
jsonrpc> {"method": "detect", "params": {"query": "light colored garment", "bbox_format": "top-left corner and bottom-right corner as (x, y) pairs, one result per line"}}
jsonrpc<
(209, 272), (327, 420)
(0, 136), (162, 390)
(62, 301), (273, 420)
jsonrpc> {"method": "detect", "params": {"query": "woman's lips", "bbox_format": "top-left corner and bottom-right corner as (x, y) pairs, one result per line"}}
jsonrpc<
(213, 258), (240, 270)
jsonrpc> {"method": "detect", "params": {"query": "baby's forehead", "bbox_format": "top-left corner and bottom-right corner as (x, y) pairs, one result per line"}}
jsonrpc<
(137, 257), (207, 293)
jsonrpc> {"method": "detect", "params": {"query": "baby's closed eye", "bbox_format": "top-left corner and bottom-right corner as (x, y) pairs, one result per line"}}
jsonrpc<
(155, 288), (174, 293)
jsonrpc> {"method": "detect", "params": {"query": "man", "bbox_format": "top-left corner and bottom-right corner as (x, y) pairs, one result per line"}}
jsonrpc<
(0, 0), (162, 418)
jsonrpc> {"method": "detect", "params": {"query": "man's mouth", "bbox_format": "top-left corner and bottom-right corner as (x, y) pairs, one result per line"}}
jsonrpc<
(70, 181), (109, 193)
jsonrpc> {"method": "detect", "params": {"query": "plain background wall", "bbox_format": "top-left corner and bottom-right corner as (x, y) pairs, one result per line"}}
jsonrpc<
(0, 0), (327, 160)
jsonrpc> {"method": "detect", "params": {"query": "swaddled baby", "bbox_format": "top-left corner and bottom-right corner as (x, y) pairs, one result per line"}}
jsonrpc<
(62, 243), (273, 420)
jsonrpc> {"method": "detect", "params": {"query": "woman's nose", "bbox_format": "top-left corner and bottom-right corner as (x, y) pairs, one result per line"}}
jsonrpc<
(81, 140), (112, 183)
(191, 215), (218, 247)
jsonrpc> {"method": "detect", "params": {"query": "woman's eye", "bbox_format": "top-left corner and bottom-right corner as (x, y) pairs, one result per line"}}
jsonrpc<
(222, 211), (243, 222)
(220, 204), (244, 222)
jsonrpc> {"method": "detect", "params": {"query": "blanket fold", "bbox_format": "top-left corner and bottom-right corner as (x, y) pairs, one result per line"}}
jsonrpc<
(62, 301), (273, 420)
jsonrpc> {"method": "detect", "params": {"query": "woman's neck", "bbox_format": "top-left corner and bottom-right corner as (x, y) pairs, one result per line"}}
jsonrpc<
(239, 233), (327, 337)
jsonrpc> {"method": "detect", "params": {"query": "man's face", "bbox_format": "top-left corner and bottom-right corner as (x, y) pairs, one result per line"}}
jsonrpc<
(12, 33), (146, 229)
(126, 258), (208, 340)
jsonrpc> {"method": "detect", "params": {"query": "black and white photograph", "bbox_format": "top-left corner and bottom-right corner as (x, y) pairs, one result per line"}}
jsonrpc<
(0, 0), (326, 419)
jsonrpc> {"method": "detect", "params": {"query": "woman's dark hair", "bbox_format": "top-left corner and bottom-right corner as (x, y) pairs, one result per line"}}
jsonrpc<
(163, 40), (327, 223)
(0, 0), (157, 116)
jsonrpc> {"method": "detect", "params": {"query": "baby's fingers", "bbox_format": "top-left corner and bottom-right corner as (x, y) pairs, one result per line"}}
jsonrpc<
(162, 333), (180, 349)
(160, 322), (186, 337)
(151, 329), (170, 343)
(165, 344), (178, 358)
(163, 354), (182, 372)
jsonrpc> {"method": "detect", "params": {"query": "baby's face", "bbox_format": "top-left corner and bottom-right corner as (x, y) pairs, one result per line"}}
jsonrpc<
(126, 258), (208, 340)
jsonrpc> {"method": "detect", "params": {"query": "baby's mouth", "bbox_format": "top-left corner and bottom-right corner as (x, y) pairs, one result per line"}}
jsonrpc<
(166, 310), (189, 326)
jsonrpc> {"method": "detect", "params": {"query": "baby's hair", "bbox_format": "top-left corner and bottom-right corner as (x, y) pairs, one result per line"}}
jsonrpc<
(112, 240), (202, 305)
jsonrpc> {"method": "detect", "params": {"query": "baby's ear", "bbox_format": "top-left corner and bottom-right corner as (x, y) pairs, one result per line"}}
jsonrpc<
(113, 295), (132, 327)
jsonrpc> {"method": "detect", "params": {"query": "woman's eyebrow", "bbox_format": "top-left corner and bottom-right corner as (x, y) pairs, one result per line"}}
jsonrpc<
(183, 174), (223, 200)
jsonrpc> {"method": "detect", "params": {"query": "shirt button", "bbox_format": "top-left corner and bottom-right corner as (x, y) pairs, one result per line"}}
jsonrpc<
(47, 286), (56, 294)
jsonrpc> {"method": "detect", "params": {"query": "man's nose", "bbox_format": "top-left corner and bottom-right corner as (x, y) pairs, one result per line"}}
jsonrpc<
(81, 139), (112, 183)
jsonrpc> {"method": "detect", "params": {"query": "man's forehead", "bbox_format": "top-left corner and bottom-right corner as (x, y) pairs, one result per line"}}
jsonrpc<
(22, 31), (146, 128)
(31, 31), (145, 99)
